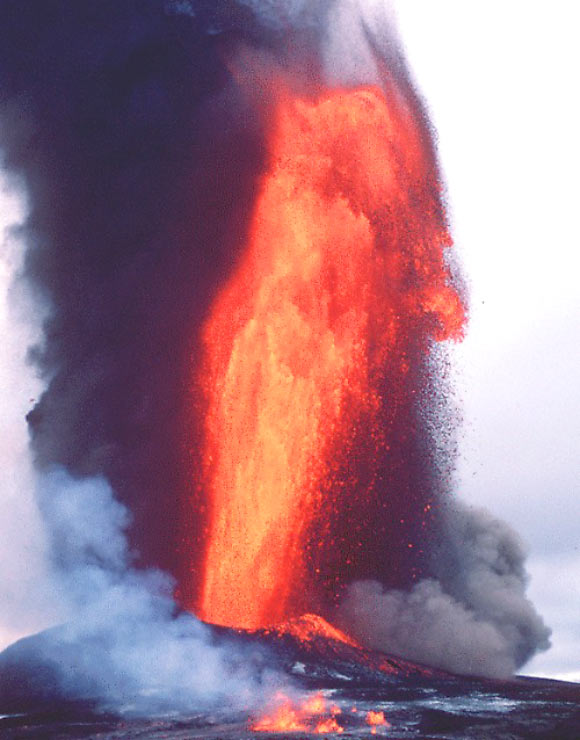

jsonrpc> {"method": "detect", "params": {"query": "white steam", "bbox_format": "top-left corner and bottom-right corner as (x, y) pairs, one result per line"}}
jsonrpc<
(338, 503), (551, 678)
(10, 468), (282, 714)
(0, 176), (64, 651)
(238, 0), (400, 85)
(322, 0), (400, 86)
(0, 175), (284, 709)
(237, 0), (320, 29)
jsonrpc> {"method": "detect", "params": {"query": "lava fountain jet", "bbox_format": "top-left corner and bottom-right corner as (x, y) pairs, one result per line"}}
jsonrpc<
(188, 79), (466, 630)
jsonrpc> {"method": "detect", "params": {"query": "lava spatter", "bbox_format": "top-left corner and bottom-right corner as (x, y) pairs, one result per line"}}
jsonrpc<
(192, 85), (465, 629)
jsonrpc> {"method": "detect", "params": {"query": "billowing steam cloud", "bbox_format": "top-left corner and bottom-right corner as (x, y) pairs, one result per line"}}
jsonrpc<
(337, 503), (551, 678)
(0, 179), (64, 650)
(0, 0), (549, 688)
(0, 468), (281, 713)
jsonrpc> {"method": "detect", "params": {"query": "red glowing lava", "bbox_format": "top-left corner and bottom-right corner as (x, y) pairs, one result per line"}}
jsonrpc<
(250, 691), (392, 735)
(259, 612), (358, 648)
(367, 710), (391, 733)
(251, 692), (344, 734)
(189, 83), (465, 629)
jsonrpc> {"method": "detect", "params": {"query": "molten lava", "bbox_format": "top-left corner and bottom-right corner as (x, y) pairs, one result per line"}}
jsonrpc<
(262, 613), (360, 648)
(251, 691), (391, 735)
(251, 692), (344, 734)
(367, 710), (391, 734)
(191, 84), (465, 629)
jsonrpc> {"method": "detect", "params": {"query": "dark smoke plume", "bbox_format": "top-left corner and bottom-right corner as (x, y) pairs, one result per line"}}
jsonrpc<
(0, 0), (273, 577)
(0, 0), (550, 681)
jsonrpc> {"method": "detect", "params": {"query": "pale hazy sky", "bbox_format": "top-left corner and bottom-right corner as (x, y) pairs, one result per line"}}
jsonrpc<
(395, 0), (580, 680)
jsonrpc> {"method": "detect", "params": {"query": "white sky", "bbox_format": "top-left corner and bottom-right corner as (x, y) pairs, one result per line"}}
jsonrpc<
(394, 0), (580, 680)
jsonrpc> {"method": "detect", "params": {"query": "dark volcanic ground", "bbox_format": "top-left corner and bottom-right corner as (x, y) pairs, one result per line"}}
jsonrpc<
(1, 616), (578, 740)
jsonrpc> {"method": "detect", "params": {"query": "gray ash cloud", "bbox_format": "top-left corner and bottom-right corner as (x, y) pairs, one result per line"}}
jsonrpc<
(337, 502), (551, 677)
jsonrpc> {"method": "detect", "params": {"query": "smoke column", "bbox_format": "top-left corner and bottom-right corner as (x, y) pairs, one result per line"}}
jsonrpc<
(0, 0), (549, 682)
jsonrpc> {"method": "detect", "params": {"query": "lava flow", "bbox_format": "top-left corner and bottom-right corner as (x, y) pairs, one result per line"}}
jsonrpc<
(251, 693), (343, 734)
(250, 692), (391, 735)
(189, 83), (465, 629)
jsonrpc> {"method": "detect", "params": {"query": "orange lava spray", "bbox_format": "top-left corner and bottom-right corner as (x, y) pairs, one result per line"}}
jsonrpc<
(190, 83), (465, 629)
(251, 692), (344, 734)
